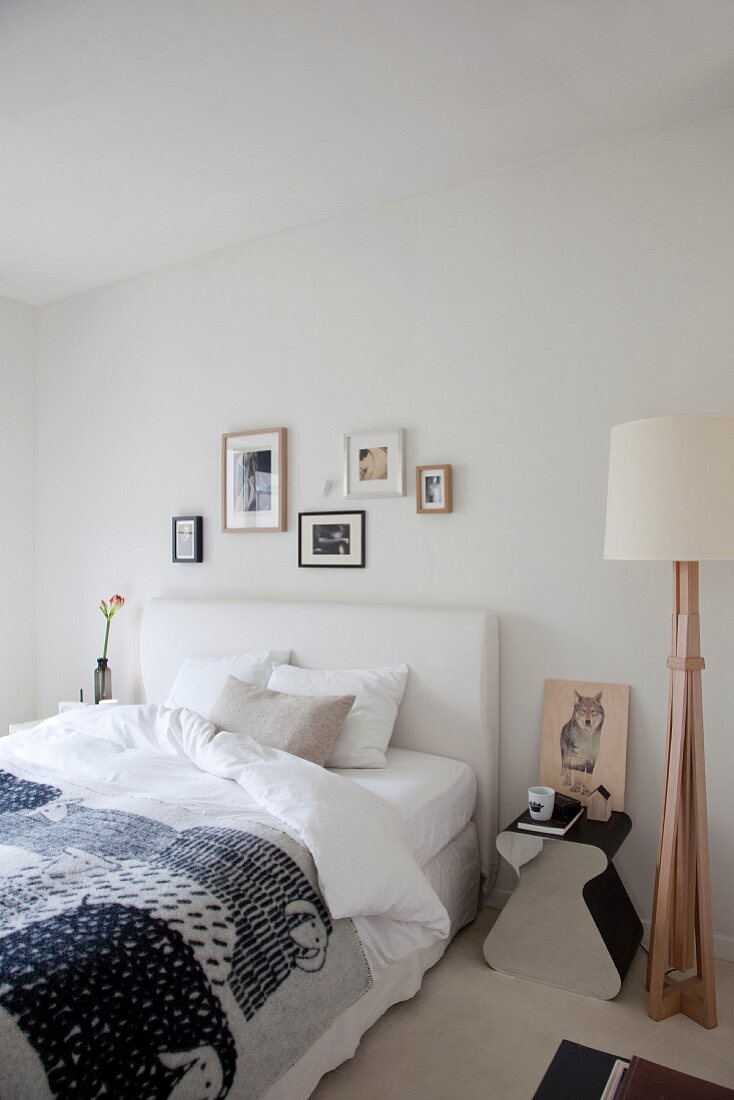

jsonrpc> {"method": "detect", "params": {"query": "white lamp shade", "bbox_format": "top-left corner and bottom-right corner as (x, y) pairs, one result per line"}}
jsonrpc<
(604, 416), (734, 561)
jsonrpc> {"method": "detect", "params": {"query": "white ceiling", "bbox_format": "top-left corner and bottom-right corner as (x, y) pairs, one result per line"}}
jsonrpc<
(2, 0), (734, 305)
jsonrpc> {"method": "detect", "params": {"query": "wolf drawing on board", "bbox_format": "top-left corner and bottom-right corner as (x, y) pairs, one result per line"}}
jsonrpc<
(559, 691), (605, 795)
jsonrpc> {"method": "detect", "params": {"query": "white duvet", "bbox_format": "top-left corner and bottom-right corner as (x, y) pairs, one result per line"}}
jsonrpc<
(0, 704), (450, 960)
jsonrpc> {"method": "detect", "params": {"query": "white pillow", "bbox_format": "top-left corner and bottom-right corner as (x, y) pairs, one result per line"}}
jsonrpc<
(165, 651), (291, 720)
(266, 663), (409, 768)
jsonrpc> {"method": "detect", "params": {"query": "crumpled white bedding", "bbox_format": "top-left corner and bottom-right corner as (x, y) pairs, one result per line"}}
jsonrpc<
(0, 704), (450, 961)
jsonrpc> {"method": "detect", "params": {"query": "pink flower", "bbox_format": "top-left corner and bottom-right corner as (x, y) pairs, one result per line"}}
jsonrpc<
(100, 595), (125, 621)
(108, 594), (125, 616)
(99, 594), (125, 659)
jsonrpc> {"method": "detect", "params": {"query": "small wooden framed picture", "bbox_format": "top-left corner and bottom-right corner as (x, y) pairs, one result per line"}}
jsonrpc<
(172, 516), (203, 562)
(222, 427), (287, 532)
(416, 464), (452, 513)
(298, 511), (366, 568)
(344, 428), (405, 498)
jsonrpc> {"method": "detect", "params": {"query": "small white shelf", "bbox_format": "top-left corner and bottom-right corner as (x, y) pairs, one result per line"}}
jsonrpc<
(6, 719), (44, 737)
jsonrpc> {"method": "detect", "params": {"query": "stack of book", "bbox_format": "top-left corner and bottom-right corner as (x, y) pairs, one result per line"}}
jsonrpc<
(533, 1040), (734, 1099)
(517, 793), (583, 836)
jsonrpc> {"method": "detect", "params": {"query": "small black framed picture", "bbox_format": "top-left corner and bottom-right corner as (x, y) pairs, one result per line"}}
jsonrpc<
(298, 511), (365, 568)
(172, 516), (203, 563)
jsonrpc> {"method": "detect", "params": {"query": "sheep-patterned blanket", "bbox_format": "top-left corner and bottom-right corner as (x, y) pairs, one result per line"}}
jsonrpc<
(0, 766), (371, 1100)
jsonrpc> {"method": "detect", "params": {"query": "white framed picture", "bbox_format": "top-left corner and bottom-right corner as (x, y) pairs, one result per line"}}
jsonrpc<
(343, 428), (405, 498)
(221, 427), (287, 532)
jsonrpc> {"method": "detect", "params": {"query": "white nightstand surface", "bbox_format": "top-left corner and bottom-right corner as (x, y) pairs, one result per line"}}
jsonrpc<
(7, 703), (123, 738)
(7, 720), (45, 736)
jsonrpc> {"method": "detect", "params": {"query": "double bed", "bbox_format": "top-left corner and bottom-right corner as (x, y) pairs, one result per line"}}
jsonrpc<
(0, 598), (499, 1099)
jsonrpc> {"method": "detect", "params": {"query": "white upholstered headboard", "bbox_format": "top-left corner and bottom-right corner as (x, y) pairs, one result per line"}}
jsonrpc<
(140, 598), (499, 888)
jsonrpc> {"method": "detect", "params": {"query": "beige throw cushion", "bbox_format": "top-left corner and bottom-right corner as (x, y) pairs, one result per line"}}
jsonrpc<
(210, 677), (355, 766)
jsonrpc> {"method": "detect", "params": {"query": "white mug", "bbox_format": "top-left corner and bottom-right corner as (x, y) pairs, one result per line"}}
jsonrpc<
(528, 786), (555, 822)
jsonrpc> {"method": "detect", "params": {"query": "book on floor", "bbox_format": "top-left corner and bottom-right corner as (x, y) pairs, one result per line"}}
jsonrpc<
(601, 1059), (629, 1099)
(532, 1040), (627, 1100)
(516, 807), (584, 835)
(615, 1056), (734, 1099)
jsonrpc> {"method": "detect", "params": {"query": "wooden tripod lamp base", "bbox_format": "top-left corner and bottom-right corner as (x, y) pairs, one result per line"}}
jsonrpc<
(646, 561), (716, 1028)
(604, 415), (734, 1032)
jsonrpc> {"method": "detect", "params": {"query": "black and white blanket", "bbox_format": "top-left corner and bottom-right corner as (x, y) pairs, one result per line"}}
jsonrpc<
(0, 706), (448, 1099)
(0, 766), (370, 1099)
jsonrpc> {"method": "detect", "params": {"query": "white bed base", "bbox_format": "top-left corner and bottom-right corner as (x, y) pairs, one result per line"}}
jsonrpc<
(269, 822), (480, 1100)
(141, 598), (500, 887)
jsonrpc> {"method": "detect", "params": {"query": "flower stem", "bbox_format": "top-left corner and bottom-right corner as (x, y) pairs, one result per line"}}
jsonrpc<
(102, 618), (111, 660)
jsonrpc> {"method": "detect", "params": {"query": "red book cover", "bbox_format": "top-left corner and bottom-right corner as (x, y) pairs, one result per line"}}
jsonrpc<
(616, 1057), (734, 1100)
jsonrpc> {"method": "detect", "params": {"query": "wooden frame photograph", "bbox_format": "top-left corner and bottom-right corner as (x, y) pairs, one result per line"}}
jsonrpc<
(298, 511), (366, 568)
(344, 428), (405, 499)
(221, 427), (287, 532)
(172, 515), (203, 562)
(539, 678), (630, 811)
(416, 464), (453, 513)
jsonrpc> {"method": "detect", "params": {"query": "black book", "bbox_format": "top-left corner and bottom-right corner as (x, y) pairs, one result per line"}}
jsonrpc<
(516, 807), (584, 835)
(553, 792), (582, 822)
(533, 1040), (627, 1100)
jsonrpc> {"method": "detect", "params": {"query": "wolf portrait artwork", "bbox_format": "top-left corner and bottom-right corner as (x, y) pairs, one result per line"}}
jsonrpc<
(560, 691), (605, 787)
(539, 679), (630, 811)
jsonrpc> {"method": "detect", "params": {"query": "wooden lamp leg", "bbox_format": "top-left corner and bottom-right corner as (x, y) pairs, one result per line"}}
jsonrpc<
(646, 561), (717, 1028)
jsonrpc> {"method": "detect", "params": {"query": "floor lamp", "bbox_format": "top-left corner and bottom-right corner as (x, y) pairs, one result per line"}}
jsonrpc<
(604, 415), (734, 1030)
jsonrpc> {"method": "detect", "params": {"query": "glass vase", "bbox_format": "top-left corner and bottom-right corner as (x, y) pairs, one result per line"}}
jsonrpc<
(94, 658), (112, 704)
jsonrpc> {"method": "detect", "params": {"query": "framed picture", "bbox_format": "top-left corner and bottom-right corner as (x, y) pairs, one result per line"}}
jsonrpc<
(221, 427), (287, 532)
(539, 679), (630, 811)
(172, 516), (203, 562)
(416, 464), (452, 513)
(298, 511), (365, 568)
(344, 428), (405, 498)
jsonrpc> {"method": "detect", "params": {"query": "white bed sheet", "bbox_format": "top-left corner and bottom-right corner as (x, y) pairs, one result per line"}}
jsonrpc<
(332, 747), (477, 868)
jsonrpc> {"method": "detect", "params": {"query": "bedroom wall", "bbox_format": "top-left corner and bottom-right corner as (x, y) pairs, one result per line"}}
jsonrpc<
(0, 296), (36, 734)
(34, 107), (734, 955)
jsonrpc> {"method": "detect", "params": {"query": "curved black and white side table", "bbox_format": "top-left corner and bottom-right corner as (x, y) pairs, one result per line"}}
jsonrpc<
(484, 811), (643, 999)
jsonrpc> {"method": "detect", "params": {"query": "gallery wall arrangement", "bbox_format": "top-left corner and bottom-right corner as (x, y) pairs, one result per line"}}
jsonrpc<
(172, 426), (455, 569)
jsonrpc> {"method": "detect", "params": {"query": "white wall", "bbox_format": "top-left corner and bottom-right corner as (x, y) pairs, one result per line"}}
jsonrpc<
(0, 296), (36, 734)
(35, 108), (734, 954)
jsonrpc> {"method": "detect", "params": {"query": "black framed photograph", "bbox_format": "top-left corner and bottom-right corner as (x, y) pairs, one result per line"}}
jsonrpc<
(172, 515), (203, 562)
(298, 511), (365, 568)
(221, 427), (287, 532)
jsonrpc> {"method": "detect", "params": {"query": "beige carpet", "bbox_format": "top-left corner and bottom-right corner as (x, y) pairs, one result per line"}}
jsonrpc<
(313, 908), (734, 1098)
